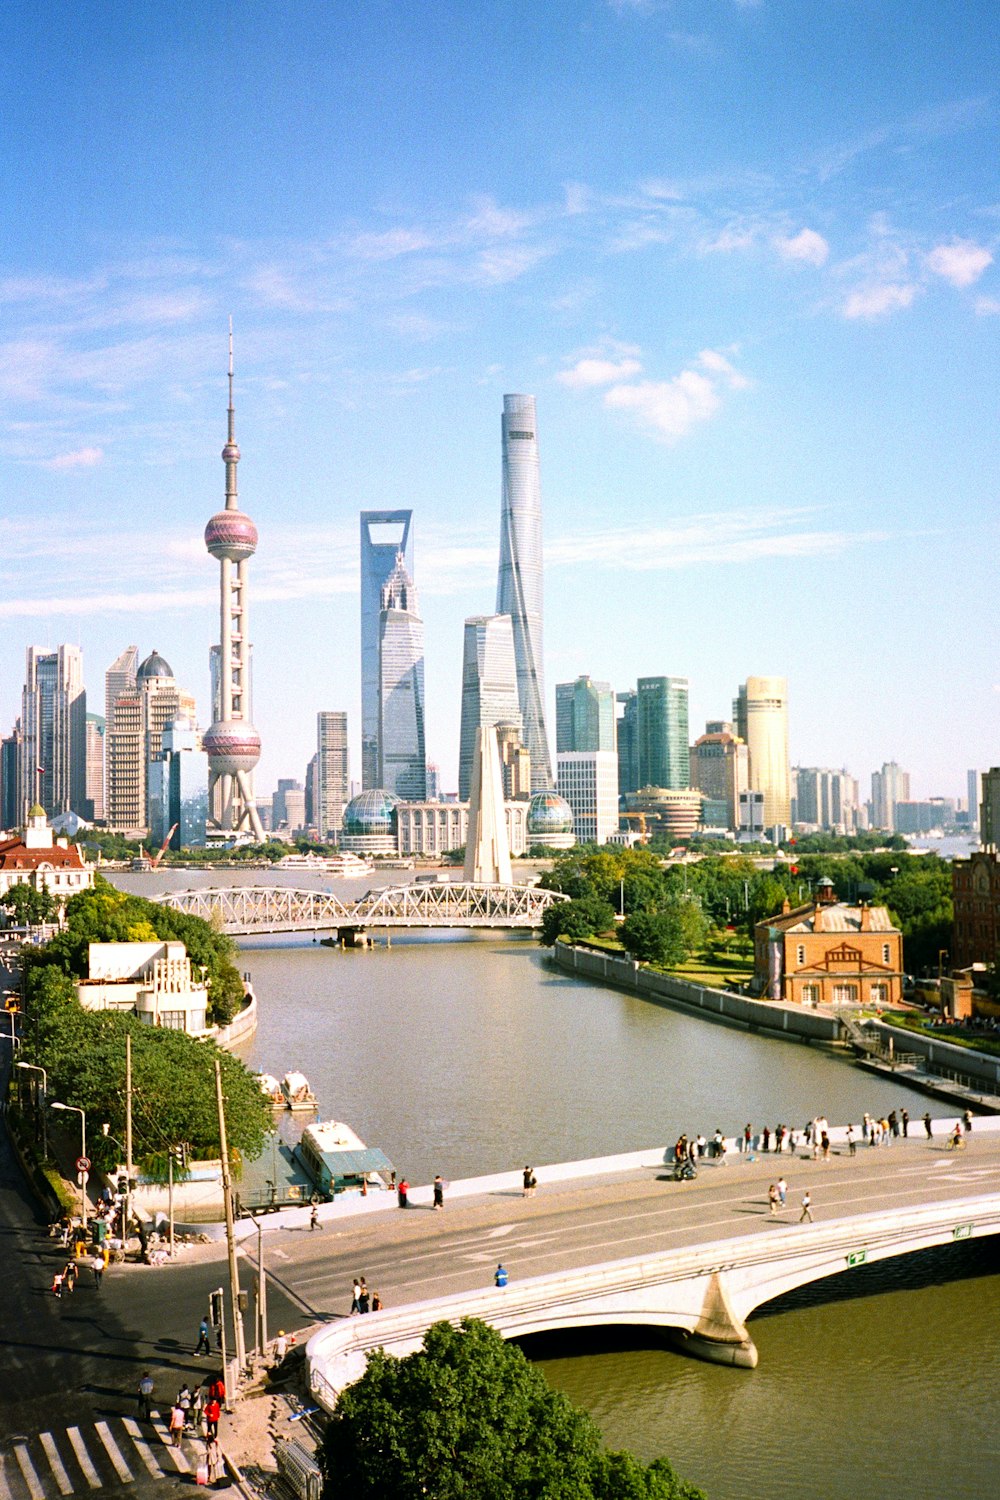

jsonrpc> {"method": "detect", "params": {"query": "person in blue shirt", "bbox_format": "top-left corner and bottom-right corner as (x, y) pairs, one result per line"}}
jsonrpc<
(494, 1263), (508, 1288)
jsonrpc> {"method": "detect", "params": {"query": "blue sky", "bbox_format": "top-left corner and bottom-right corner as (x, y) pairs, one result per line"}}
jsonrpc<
(1, 0), (997, 802)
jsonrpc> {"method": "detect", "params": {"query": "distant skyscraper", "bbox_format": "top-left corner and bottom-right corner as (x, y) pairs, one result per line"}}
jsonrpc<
(556, 676), (615, 754)
(734, 676), (790, 828)
(871, 760), (910, 832)
(304, 753), (319, 830)
(458, 615), (522, 801)
(85, 715), (105, 822)
(557, 750), (619, 845)
(147, 714), (208, 848)
(637, 676), (689, 790)
(426, 762), (441, 801)
(202, 328), (265, 842)
(272, 779), (304, 833)
(981, 769), (1000, 850)
(1, 724), (21, 831)
(106, 691), (144, 830)
(361, 510), (413, 790)
(690, 728), (748, 830)
(18, 645), (87, 821)
(616, 690), (639, 797)
(317, 711), (350, 841)
(794, 767), (859, 833)
(104, 645), (137, 816)
(378, 552), (426, 800)
(497, 394), (552, 791)
(968, 769), (983, 833)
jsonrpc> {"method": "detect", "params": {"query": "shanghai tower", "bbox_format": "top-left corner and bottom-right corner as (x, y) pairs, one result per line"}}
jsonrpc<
(496, 394), (552, 791)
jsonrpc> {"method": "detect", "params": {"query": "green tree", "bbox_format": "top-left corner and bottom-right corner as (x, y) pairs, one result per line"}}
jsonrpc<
(620, 903), (708, 967)
(541, 896), (617, 946)
(321, 1318), (704, 1500)
(0, 882), (57, 926)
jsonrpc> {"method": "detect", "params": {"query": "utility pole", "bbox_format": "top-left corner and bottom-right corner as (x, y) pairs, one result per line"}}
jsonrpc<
(168, 1149), (175, 1259)
(125, 1032), (133, 1246)
(215, 1057), (246, 1391)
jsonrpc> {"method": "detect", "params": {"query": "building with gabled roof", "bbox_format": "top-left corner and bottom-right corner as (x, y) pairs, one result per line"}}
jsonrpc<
(754, 879), (903, 1007)
(0, 805), (94, 902)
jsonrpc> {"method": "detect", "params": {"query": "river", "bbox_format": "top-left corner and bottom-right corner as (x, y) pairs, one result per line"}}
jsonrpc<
(114, 869), (999, 1498)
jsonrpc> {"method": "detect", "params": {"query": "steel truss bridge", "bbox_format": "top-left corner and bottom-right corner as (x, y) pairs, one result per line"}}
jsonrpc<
(155, 882), (566, 936)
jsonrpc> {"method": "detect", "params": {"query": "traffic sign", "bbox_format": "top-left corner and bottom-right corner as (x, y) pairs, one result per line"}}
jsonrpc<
(77, 1170), (90, 1185)
(77, 1155), (91, 1172)
(846, 1249), (867, 1268)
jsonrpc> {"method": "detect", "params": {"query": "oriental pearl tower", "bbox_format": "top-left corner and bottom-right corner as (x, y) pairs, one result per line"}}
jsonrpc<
(202, 325), (265, 842)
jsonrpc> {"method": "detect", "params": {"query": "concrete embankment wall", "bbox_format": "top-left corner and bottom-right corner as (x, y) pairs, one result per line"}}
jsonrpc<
(550, 942), (840, 1045)
(870, 1019), (1000, 1092)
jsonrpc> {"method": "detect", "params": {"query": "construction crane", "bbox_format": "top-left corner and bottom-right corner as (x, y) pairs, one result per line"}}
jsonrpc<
(151, 824), (178, 868)
(619, 812), (649, 842)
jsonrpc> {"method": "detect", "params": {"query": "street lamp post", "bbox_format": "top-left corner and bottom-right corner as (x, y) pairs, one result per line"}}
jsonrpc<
(50, 1101), (87, 1231)
(16, 1061), (47, 1159)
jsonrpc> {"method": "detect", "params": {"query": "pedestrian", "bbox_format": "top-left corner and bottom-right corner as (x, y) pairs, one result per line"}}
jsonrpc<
(397, 1177), (409, 1209)
(963, 1110), (973, 1135)
(924, 1112), (933, 1139)
(777, 1176), (787, 1207)
(205, 1436), (222, 1485)
(433, 1174), (444, 1210)
(51, 1270), (64, 1299)
(901, 1108), (910, 1138)
(195, 1315), (212, 1355)
(91, 1251), (104, 1289)
(889, 1109), (899, 1140)
(862, 1112), (871, 1143)
(177, 1383), (192, 1430)
(310, 1204), (319, 1231)
(192, 1383), (204, 1433)
(350, 1278), (362, 1315)
(743, 1124), (752, 1154)
(371, 1289), (382, 1312)
(713, 1129), (726, 1161)
(762, 1126), (770, 1153)
(768, 1183), (780, 1215)
(204, 1395), (221, 1440)
(787, 1128), (797, 1155)
(274, 1330), (288, 1364)
(494, 1262), (508, 1288)
(696, 1133), (707, 1159)
(847, 1123), (856, 1156)
(358, 1278), (370, 1314)
(169, 1402), (185, 1447)
(821, 1131), (831, 1161)
(138, 1373), (154, 1421)
(800, 1191), (813, 1223)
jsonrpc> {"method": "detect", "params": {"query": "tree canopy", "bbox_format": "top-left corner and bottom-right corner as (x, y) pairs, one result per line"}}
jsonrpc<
(0, 882), (57, 926)
(321, 1318), (705, 1500)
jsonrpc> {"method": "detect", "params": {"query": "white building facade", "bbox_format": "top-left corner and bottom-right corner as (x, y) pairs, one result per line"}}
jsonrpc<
(556, 750), (619, 845)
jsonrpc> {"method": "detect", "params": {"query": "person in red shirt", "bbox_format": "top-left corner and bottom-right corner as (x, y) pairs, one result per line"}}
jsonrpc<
(204, 1395), (221, 1439)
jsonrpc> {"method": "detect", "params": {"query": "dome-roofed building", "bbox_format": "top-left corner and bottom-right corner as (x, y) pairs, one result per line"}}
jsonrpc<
(339, 789), (401, 855)
(526, 791), (576, 850)
(136, 650), (174, 682)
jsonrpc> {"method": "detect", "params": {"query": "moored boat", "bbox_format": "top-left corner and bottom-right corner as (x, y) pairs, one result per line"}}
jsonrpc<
(282, 1070), (318, 1111)
(294, 1119), (394, 1198)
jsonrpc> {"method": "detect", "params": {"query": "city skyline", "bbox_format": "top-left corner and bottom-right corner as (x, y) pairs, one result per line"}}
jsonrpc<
(0, 2), (996, 800)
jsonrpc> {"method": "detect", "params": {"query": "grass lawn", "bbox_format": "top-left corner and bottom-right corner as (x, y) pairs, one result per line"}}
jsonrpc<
(881, 1010), (1000, 1058)
(672, 952), (755, 989)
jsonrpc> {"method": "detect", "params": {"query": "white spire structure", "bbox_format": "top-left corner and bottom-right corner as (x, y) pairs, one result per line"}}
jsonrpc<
(463, 726), (512, 885)
(203, 324), (265, 841)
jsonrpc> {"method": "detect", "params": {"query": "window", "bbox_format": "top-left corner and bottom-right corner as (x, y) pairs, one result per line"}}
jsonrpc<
(801, 983), (820, 1005)
(796, 944), (805, 965)
(509, 430), (534, 440)
(870, 984), (887, 1005)
(832, 983), (858, 1005)
(882, 943), (891, 964)
(160, 1010), (186, 1030)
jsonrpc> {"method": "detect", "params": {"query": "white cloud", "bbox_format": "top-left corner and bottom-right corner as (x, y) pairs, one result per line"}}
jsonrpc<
(473, 244), (551, 284)
(975, 296), (1000, 317)
(604, 370), (721, 440)
(842, 283), (918, 320)
(696, 348), (750, 388)
(557, 356), (644, 388)
(775, 228), (830, 267)
(347, 228), (434, 262)
(925, 239), (993, 288)
(464, 196), (533, 240)
(41, 446), (104, 470)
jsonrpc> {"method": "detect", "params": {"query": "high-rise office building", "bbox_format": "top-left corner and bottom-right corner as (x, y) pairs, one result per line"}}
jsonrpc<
(496, 724), (532, 802)
(378, 552), (426, 800)
(104, 651), (195, 832)
(794, 767), (859, 833)
(272, 779), (304, 833)
(85, 714), (105, 822)
(968, 770), (983, 833)
(557, 750), (620, 846)
(616, 691), (639, 797)
(981, 769), (1000, 850)
(734, 676), (790, 829)
(871, 761), (910, 832)
(1, 725), (21, 831)
(317, 711), (350, 841)
(202, 328), (265, 842)
(637, 676), (689, 790)
(104, 645), (137, 817)
(690, 728), (749, 830)
(147, 714), (208, 848)
(458, 615), (522, 801)
(556, 676), (615, 755)
(497, 394), (552, 791)
(304, 754), (319, 830)
(18, 645), (87, 822)
(361, 510), (413, 790)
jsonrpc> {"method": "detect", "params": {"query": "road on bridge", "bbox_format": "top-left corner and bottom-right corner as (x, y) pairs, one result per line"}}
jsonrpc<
(249, 1129), (1000, 1331)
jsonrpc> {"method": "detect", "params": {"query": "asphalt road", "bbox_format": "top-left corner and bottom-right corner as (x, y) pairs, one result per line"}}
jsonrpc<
(0, 1037), (301, 1500)
(243, 1125), (1000, 1327)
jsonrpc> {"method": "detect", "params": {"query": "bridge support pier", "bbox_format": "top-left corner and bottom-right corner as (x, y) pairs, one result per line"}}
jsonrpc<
(676, 1272), (759, 1369)
(341, 927), (373, 949)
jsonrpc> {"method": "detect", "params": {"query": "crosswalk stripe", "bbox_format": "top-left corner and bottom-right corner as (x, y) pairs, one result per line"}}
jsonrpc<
(66, 1428), (101, 1489)
(149, 1414), (191, 1474)
(121, 1417), (163, 1479)
(0, 1454), (17, 1500)
(11, 1446), (45, 1500)
(94, 1422), (133, 1485)
(38, 1435), (72, 1496)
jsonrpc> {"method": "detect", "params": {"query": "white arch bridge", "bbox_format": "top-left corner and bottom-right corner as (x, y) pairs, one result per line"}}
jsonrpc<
(155, 882), (566, 936)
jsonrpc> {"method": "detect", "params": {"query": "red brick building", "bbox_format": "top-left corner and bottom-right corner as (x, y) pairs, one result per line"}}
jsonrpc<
(754, 882), (903, 1006)
(951, 851), (1000, 969)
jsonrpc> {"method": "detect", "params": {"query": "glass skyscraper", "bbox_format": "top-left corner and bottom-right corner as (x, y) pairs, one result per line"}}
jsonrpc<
(378, 552), (426, 800)
(361, 510), (413, 790)
(734, 676), (790, 828)
(556, 676), (615, 755)
(497, 395), (552, 791)
(637, 676), (690, 790)
(19, 645), (87, 821)
(317, 710), (350, 840)
(458, 615), (522, 802)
